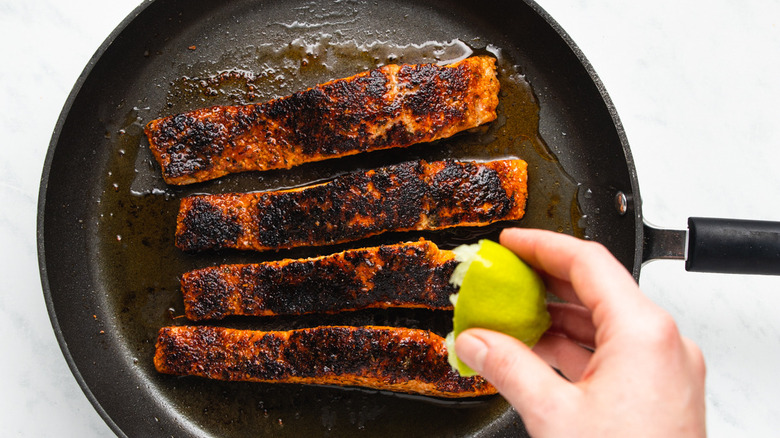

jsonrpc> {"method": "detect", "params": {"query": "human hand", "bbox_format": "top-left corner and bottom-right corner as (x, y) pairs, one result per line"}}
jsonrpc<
(454, 228), (706, 437)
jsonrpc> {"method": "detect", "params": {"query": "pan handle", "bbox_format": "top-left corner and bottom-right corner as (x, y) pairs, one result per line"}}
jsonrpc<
(686, 217), (780, 275)
(643, 218), (780, 275)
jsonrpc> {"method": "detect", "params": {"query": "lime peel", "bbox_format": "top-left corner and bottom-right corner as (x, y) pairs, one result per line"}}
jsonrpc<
(447, 239), (552, 377)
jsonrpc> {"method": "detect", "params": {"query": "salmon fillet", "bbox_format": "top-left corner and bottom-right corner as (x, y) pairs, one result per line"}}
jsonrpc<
(154, 325), (496, 398)
(181, 239), (457, 320)
(145, 56), (500, 185)
(175, 159), (528, 252)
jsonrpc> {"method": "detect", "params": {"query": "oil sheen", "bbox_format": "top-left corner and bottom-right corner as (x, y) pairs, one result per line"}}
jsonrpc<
(97, 35), (582, 437)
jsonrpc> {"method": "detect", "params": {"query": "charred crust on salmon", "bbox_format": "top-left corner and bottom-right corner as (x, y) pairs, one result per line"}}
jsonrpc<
(145, 56), (500, 184)
(181, 240), (457, 320)
(175, 159), (528, 252)
(154, 325), (497, 398)
(176, 197), (243, 251)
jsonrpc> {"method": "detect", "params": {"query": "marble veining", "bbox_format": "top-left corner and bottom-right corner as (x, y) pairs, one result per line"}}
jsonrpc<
(1, 0), (779, 436)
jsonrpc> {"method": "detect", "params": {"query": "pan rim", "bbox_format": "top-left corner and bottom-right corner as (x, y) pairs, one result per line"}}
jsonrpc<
(36, 1), (156, 436)
(523, 1), (644, 278)
(36, 0), (644, 436)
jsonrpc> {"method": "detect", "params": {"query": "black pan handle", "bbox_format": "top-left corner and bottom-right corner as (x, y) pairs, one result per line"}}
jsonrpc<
(643, 217), (780, 275)
(685, 217), (780, 275)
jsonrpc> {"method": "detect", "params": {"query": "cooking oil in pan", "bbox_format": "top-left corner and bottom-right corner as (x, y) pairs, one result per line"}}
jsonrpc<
(97, 37), (581, 437)
(142, 36), (582, 237)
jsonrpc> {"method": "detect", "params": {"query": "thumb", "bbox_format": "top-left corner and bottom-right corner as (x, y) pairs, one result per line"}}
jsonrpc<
(455, 328), (577, 413)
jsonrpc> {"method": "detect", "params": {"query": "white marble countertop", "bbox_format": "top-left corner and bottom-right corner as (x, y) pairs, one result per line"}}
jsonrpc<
(2, 0), (779, 436)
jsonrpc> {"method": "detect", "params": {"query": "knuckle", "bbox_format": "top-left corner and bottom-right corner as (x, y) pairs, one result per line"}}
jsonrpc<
(632, 311), (689, 355)
(654, 311), (680, 336)
(684, 338), (707, 377)
(646, 311), (681, 344)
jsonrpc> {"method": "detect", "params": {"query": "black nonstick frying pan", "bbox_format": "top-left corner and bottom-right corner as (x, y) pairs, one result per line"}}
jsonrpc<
(37, 0), (780, 437)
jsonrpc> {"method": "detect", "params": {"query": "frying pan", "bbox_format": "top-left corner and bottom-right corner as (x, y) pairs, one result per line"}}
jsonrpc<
(37, 0), (780, 437)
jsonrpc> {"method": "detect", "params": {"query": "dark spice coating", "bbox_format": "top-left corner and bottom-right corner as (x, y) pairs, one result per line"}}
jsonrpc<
(144, 56), (499, 185)
(175, 159), (528, 252)
(177, 197), (243, 250)
(154, 325), (496, 398)
(181, 240), (457, 320)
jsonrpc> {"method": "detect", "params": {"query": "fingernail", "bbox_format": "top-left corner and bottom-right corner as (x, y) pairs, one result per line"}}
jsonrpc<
(455, 332), (488, 373)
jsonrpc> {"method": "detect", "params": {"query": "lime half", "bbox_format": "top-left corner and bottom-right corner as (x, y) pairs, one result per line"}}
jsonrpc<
(446, 239), (551, 376)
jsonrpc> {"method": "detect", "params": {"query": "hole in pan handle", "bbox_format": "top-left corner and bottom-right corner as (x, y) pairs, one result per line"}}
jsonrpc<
(644, 218), (780, 275)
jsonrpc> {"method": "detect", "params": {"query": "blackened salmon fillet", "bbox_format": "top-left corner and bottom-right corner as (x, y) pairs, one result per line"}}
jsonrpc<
(145, 56), (500, 185)
(154, 325), (496, 398)
(181, 239), (457, 320)
(175, 159), (528, 252)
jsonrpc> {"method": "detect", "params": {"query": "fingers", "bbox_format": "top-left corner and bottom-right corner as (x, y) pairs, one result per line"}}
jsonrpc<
(499, 228), (654, 328)
(547, 302), (596, 349)
(541, 274), (583, 306)
(532, 333), (593, 382)
(499, 228), (589, 283)
(455, 328), (578, 414)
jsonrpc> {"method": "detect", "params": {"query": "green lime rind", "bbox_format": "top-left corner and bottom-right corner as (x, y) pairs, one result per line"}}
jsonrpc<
(447, 239), (552, 377)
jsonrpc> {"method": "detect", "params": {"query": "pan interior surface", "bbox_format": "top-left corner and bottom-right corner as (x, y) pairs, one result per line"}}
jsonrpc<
(40, 0), (638, 436)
